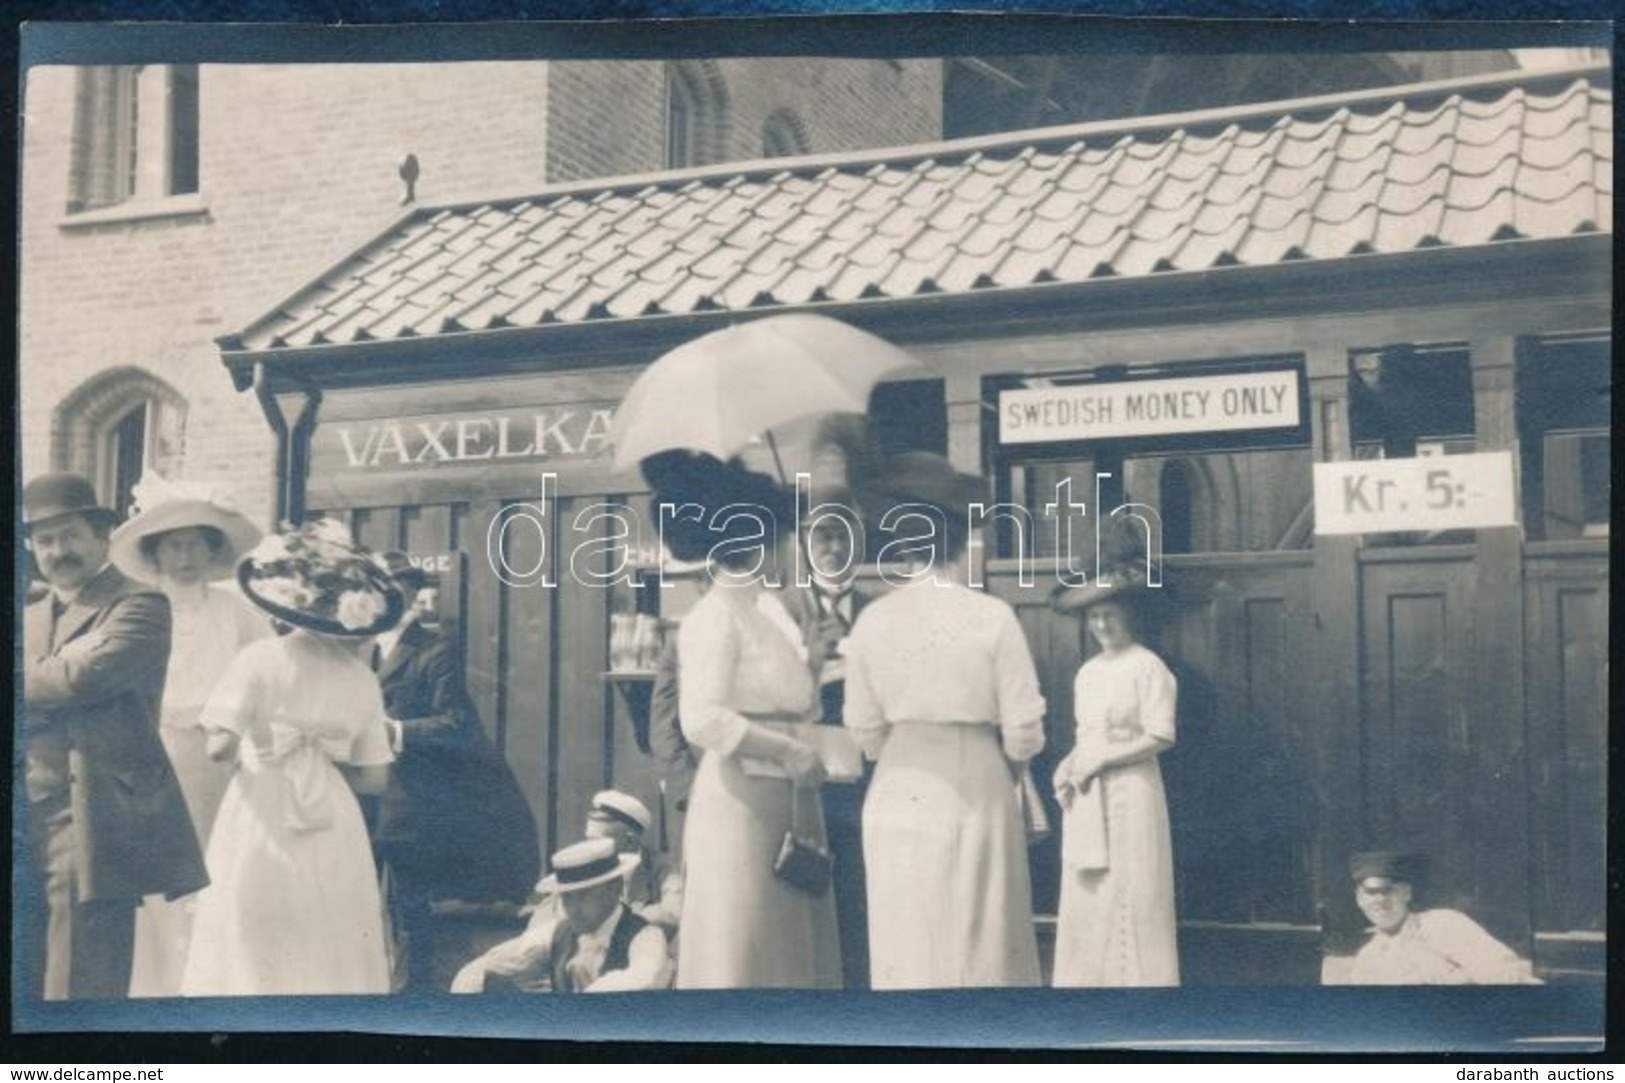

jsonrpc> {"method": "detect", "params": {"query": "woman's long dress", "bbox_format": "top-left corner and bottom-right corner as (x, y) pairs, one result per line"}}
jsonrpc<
(674, 581), (841, 989)
(842, 579), (1047, 989)
(128, 584), (269, 997)
(179, 631), (396, 996)
(1052, 643), (1179, 987)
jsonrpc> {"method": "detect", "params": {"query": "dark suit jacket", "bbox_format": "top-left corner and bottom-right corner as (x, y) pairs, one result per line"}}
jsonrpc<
(23, 566), (209, 903)
(647, 637), (695, 809)
(372, 620), (540, 903)
(774, 581), (874, 723)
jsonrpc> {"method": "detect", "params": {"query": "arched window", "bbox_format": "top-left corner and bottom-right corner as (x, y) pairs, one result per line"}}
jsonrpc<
(761, 109), (810, 158)
(1160, 459), (1194, 555)
(51, 367), (186, 518)
(664, 61), (730, 169)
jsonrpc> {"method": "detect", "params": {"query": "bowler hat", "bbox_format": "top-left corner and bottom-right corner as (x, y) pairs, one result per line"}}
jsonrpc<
(538, 837), (641, 896)
(23, 472), (119, 532)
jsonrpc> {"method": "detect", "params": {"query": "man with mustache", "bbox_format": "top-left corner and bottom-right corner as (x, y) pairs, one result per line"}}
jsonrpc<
(21, 472), (208, 999)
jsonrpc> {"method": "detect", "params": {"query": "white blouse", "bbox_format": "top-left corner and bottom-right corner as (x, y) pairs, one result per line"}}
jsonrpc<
(842, 579), (1047, 762)
(161, 582), (272, 721)
(676, 580), (818, 757)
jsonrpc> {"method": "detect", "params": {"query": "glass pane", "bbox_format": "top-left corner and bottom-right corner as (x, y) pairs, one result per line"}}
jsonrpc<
(110, 403), (148, 519)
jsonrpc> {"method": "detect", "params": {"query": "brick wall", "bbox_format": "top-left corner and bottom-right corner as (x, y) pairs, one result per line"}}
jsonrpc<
(543, 58), (942, 183)
(20, 62), (552, 523)
(20, 58), (941, 523)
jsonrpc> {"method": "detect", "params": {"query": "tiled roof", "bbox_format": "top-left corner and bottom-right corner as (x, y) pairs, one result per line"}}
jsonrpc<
(233, 68), (1612, 353)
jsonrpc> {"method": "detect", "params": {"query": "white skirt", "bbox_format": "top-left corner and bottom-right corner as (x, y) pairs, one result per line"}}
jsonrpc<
(676, 751), (842, 990)
(863, 723), (1040, 990)
(180, 759), (390, 996)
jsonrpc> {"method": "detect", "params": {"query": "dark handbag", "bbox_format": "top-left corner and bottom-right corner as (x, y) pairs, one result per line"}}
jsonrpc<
(773, 787), (832, 896)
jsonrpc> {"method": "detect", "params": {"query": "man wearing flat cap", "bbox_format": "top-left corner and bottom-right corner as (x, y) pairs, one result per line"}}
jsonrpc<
(1339, 850), (1537, 985)
(20, 472), (208, 999)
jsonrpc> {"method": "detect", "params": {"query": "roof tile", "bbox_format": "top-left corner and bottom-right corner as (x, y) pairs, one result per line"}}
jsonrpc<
(236, 73), (1612, 350)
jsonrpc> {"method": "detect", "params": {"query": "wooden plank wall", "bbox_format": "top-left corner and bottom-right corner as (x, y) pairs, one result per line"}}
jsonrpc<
(1523, 542), (1609, 939)
(987, 553), (1317, 927)
(322, 493), (665, 876)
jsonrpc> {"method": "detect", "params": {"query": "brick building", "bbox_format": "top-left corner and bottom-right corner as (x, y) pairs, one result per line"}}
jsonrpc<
(18, 59), (942, 522)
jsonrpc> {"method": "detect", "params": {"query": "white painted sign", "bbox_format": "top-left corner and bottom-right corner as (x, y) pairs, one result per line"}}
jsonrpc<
(999, 370), (1301, 444)
(1314, 452), (1517, 535)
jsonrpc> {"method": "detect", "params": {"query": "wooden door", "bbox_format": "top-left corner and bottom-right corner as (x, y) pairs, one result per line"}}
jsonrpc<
(1357, 547), (1529, 947)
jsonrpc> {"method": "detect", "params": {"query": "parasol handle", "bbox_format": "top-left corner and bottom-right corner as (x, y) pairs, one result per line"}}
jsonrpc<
(764, 430), (788, 485)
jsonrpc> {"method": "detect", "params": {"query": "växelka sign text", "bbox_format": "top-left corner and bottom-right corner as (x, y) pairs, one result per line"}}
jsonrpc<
(315, 407), (617, 471)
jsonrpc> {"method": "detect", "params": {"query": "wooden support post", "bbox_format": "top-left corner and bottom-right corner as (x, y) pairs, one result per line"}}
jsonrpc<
(1467, 335), (1533, 952)
(1304, 344), (1365, 944)
(946, 373), (990, 583)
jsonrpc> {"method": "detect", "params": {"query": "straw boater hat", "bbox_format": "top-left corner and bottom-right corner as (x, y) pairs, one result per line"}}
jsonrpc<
(538, 837), (641, 896)
(237, 519), (404, 638)
(108, 474), (263, 584)
(589, 790), (653, 837)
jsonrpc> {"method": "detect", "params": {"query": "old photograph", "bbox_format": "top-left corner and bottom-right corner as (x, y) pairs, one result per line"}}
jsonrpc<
(12, 14), (1612, 1052)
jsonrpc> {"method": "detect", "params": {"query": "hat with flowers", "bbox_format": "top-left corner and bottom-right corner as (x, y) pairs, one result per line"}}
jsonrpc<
(237, 518), (404, 637)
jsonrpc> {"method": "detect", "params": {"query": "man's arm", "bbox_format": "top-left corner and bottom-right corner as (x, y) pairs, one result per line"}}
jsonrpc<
(631, 865), (685, 932)
(24, 592), (171, 712)
(392, 641), (476, 749)
(448, 906), (562, 993)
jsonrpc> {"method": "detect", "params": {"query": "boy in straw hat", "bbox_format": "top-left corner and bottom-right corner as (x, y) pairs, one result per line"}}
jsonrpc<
(451, 790), (681, 993)
(108, 475), (272, 997)
(454, 836), (671, 994)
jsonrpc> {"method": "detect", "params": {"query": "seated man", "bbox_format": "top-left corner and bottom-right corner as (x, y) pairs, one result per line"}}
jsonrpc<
(1336, 851), (1539, 985)
(451, 790), (680, 992)
(453, 838), (670, 994)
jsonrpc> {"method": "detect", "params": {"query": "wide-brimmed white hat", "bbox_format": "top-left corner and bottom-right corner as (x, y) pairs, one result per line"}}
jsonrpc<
(538, 837), (641, 895)
(109, 475), (262, 584)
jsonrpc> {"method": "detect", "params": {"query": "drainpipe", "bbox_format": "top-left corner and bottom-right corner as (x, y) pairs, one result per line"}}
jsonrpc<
(251, 361), (323, 525)
(252, 361), (291, 526)
(286, 386), (323, 523)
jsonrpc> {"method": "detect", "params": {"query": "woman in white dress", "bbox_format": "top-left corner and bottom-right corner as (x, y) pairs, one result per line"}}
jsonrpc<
(645, 451), (841, 989)
(843, 452), (1047, 989)
(1049, 565), (1179, 987)
(110, 478), (270, 997)
(180, 519), (403, 996)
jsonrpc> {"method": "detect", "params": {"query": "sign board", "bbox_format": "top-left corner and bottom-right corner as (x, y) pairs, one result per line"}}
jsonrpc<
(1313, 452), (1517, 535)
(999, 369), (1301, 444)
